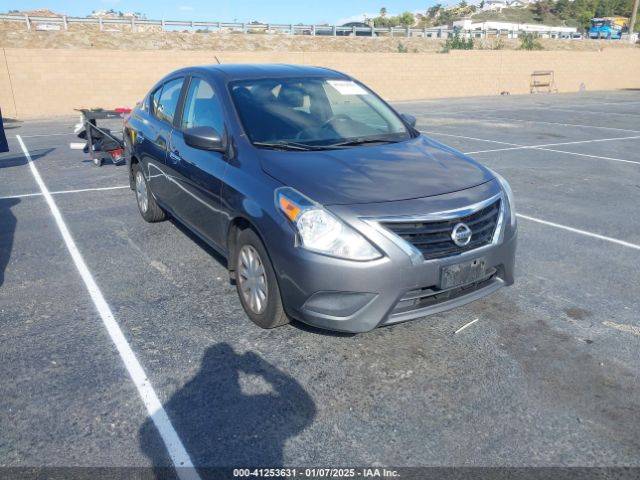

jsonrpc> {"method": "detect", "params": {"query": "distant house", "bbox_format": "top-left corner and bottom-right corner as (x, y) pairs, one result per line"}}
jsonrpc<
(482, 0), (509, 11)
(508, 0), (527, 8)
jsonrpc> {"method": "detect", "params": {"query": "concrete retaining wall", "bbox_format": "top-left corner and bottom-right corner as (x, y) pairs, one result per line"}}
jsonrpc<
(1, 48), (639, 119)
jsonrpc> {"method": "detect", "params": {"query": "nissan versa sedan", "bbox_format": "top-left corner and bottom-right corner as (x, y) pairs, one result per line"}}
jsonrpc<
(124, 64), (517, 333)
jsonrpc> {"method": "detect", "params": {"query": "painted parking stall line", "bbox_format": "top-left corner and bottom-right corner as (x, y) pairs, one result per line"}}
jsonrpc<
(0, 185), (129, 201)
(422, 130), (640, 166)
(517, 213), (640, 251)
(422, 130), (522, 147)
(463, 135), (640, 155)
(413, 108), (640, 134)
(15, 135), (200, 480)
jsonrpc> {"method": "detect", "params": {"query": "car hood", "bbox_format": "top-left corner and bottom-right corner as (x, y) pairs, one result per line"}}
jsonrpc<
(259, 135), (494, 205)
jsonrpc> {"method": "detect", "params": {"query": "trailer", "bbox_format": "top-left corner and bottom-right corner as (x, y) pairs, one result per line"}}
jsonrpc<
(73, 108), (131, 167)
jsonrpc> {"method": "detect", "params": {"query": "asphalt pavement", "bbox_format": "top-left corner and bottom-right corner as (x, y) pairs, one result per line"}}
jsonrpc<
(1, 91), (639, 477)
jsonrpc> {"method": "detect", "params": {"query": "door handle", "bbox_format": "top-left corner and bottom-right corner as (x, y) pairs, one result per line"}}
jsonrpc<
(169, 151), (181, 162)
(136, 132), (145, 143)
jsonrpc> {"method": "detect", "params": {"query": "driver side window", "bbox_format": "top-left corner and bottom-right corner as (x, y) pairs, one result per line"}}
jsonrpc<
(180, 78), (224, 135)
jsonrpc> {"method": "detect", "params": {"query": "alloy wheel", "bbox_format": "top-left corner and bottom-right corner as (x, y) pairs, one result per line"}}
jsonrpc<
(238, 245), (268, 315)
(135, 170), (148, 213)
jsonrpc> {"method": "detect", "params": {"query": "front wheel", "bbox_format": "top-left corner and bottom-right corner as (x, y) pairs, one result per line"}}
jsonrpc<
(133, 163), (166, 222)
(235, 228), (289, 329)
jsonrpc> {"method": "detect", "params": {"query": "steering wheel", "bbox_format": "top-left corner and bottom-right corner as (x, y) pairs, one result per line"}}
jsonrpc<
(319, 114), (352, 130)
(295, 114), (353, 141)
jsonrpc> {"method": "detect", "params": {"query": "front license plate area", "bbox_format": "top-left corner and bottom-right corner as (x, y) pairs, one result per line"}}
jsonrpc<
(440, 258), (486, 289)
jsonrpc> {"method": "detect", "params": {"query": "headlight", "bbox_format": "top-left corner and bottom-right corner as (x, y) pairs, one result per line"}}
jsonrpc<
(275, 187), (381, 261)
(491, 170), (516, 228)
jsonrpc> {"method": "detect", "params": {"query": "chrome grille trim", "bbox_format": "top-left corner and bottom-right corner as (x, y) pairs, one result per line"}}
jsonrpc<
(363, 192), (505, 265)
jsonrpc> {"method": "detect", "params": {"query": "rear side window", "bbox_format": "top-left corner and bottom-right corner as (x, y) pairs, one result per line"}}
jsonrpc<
(180, 78), (225, 134)
(154, 77), (184, 124)
(149, 86), (162, 116)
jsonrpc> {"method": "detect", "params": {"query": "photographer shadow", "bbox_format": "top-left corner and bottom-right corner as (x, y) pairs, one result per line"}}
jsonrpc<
(0, 198), (19, 288)
(139, 343), (316, 479)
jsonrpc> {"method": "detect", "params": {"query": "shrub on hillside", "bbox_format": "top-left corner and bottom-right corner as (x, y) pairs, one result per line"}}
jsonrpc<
(519, 32), (544, 50)
(441, 29), (474, 52)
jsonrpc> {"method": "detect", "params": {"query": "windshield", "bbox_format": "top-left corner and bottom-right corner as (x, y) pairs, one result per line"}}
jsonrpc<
(229, 77), (412, 149)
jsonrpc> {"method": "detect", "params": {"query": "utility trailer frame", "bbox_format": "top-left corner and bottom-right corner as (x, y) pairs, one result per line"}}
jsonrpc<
(74, 108), (130, 167)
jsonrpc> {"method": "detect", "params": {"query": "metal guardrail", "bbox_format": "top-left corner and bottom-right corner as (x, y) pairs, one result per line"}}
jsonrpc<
(0, 13), (583, 39)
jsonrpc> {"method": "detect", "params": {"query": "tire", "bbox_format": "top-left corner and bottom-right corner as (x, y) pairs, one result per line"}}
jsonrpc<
(235, 228), (289, 329)
(133, 163), (166, 223)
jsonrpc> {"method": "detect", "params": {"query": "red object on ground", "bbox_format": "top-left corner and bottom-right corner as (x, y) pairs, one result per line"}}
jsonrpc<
(109, 148), (125, 160)
(114, 107), (132, 113)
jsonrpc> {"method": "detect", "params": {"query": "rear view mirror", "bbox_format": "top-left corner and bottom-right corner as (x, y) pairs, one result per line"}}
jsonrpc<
(401, 113), (417, 128)
(184, 126), (225, 151)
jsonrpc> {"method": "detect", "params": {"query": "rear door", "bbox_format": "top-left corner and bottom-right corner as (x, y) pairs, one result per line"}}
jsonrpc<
(167, 76), (229, 249)
(139, 77), (185, 203)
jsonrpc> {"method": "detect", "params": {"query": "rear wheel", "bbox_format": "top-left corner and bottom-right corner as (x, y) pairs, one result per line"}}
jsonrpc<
(235, 228), (289, 329)
(133, 163), (166, 222)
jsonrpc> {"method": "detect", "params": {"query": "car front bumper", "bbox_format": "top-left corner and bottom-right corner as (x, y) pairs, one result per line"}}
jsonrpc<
(268, 180), (517, 333)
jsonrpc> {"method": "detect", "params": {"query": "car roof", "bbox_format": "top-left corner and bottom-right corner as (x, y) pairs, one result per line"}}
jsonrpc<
(171, 64), (350, 81)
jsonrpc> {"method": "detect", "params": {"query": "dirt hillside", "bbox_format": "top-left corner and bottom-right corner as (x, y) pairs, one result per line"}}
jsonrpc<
(1, 21), (638, 52)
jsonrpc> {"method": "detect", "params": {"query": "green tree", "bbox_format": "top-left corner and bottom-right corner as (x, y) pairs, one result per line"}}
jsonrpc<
(398, 11), (415, 26)
(380, 7), (387, 17)
(533, 0), (553, 21)
(427, 4), (442, 18)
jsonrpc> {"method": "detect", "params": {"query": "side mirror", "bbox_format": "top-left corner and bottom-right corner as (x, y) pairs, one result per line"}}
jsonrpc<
(401, 113), (417, 128)
(183, 126), (225, 151)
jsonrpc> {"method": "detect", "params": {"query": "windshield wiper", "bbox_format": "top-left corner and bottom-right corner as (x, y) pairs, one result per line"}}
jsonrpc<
(253, 141), (321, 151)
(327, 138), (400, 147)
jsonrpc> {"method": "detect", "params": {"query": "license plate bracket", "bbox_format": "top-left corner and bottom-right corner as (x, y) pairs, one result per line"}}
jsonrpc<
(440, 258), (486, 290)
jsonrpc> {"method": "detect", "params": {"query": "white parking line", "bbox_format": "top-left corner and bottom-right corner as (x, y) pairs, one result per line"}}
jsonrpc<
(546, 107), (640, 117)
(423, 130), (640, 166)
(422, 130), (522, 147)
(0, 185), (129, 201)
(15, 135), (199, 480)
(517, 214), (640, 251)
(465, 135), (640, 155)
(416, 110), (640, 134)
(533, 147), (640, 166)
(13, 132), (77, 138)
(475, 116), (640, 134)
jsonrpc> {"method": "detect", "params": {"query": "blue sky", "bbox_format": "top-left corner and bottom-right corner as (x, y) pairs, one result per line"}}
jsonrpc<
(3, 1), (442, 24)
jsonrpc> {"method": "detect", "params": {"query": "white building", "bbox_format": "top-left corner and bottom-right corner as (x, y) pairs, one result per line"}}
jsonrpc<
(453, 19), (577, 36)
(482, 0), (509, 11)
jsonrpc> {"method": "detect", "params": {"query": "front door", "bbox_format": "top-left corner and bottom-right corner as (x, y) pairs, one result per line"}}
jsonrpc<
(167, 76), (229, 249)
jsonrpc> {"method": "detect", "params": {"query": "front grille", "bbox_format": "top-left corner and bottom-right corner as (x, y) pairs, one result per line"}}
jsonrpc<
(380, 199), (501, 260)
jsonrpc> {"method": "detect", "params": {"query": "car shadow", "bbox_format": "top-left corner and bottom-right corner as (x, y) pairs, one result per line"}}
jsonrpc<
(169, 217), (228, 269)
(0, 198), (19, 288)
(139, 343), (316, 479)
(2, 117), (21, 130)
(0, 148), (55, 168)
(290, 319), (356, 337)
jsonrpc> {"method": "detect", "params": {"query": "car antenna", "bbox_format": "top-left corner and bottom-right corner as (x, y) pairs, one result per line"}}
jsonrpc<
(214, 55), (222, 64)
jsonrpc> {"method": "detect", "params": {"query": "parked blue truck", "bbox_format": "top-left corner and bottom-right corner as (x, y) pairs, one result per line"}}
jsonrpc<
(589, 17), (628, 39)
